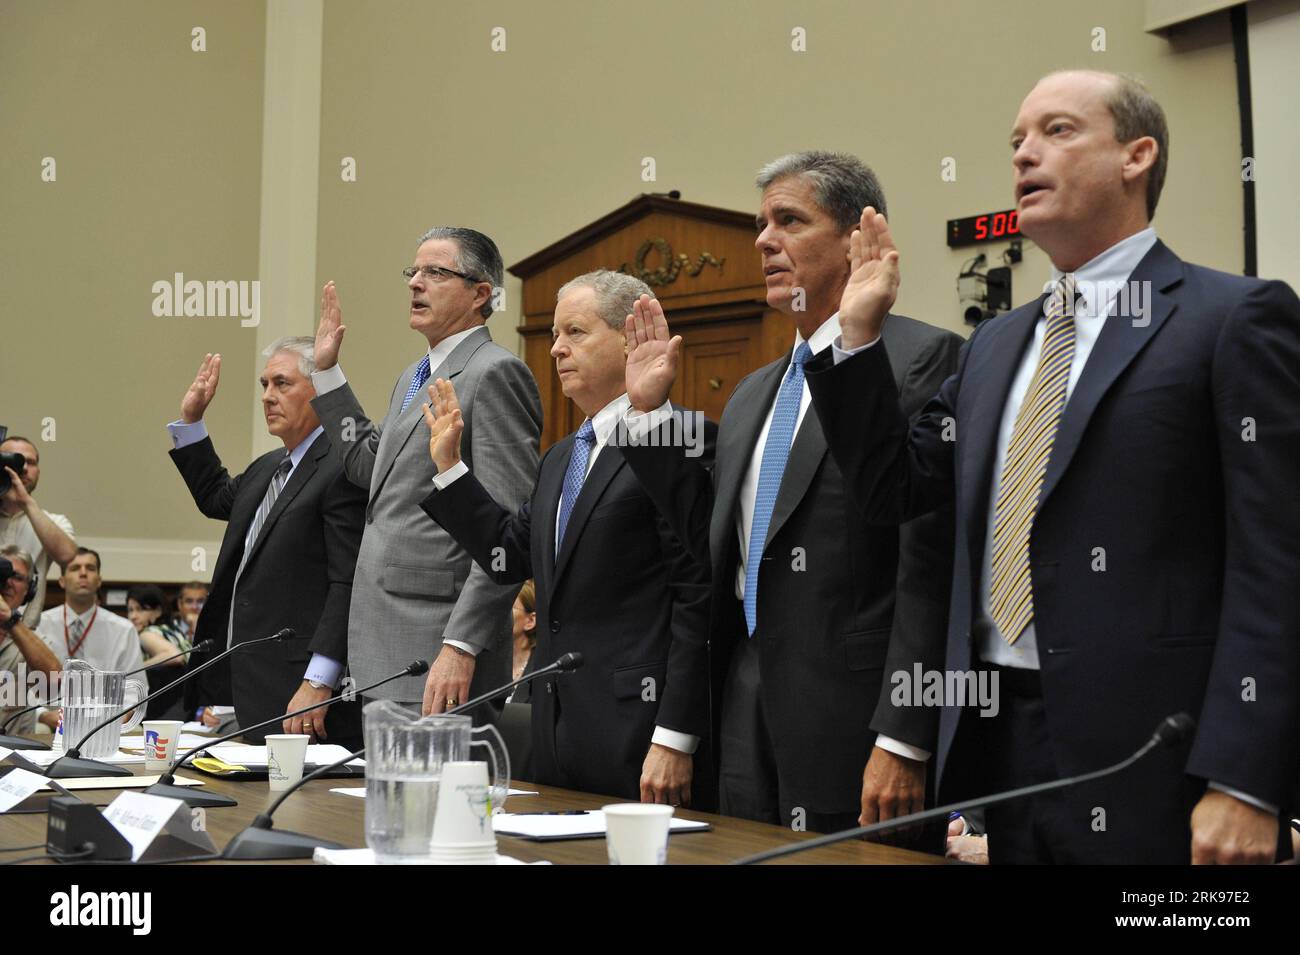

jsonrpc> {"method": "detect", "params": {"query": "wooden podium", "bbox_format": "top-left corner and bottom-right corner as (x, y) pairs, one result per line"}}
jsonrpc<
(509, 194), (793, 450)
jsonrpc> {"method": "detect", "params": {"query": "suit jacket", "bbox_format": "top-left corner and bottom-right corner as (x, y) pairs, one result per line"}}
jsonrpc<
(806, 242), (1300, 862)
(169, 432), (366, 744)
(419, 408), (714, 803)
(623, 314), (960, 814)
(312, 326), (542, 709)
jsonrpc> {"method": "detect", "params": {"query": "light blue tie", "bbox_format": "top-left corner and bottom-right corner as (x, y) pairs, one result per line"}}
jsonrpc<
(399, 355), (432, 413)
(744, 341), (812, 636)
(556, 419), (597, 553)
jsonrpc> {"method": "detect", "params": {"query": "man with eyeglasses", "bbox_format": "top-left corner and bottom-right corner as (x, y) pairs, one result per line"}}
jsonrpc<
(311, 227), (541, 720)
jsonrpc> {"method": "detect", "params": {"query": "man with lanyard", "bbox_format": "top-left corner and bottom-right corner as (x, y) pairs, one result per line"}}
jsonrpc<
(34, 547), (142, 730)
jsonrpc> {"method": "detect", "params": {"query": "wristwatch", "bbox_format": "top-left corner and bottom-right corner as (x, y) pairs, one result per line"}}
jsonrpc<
(2, 609), (20, 632)
(307, 679), (328, 690)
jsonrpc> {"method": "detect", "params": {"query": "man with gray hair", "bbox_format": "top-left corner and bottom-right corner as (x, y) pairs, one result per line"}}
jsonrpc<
(418, 269), (714, 804)
(166, 336), (367, 744)
(312, 227), (541, 722)
(621, 151), (961, 834)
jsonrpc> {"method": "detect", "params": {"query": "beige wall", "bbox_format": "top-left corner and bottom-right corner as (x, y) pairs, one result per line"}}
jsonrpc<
(2, 0), (266, 579)
(3, 0), (1253, 581)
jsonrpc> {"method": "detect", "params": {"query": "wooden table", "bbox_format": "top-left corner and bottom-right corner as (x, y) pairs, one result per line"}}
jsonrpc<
(1, 756), (945, 865)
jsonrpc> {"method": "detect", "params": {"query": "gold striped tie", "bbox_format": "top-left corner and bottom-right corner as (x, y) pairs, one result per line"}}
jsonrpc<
(989, 275), (1077, 645)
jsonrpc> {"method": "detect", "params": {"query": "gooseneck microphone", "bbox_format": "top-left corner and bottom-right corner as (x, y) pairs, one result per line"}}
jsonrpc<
(733, 713), (1196, 865)
(0, 639), (215, 752)
(221, 651), (585, 860)
(43, 629), (294, 779)
(142, 659), (431, 808)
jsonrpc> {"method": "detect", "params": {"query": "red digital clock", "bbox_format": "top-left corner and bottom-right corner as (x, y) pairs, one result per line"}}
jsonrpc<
(947, 209), (1021, 247)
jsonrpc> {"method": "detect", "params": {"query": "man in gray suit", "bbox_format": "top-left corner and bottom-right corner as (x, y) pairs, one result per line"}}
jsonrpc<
(311, 227), (542, 716)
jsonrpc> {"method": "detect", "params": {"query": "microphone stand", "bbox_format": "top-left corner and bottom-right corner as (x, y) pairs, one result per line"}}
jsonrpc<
(142, 660), (430, 809)
(732, 713), (1196, 865)
(220, 652), (584, 860)
(44, 629), (293, 779)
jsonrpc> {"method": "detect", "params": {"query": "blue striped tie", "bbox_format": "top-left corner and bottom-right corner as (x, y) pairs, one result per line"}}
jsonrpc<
(744, 341), (812, 636)
(557, 419), (597, 553)
(399, 355), (432, 413)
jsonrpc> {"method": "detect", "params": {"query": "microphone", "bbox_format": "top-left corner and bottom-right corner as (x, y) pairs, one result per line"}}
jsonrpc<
(43, 628), (294, 779)
(0, 640), (216, 752)
(221, 652), (584, 859)
(143, 659), (430, 808)
(733, 713), (1197, 865)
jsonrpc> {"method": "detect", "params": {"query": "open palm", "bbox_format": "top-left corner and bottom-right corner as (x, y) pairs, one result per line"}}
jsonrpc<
(624, 294), (681, 412)
(838, 206), (901, 349)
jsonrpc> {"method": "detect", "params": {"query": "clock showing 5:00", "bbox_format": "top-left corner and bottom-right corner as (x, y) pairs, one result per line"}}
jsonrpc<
(947, 209), (1021, 247)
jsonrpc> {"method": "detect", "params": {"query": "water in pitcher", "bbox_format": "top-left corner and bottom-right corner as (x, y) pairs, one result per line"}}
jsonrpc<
(62, 703), (126, 757)
(366, 772), (441, 861)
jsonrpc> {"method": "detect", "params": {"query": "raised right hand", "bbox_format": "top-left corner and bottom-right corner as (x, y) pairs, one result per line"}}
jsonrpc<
(315, 280), (346, 371)
(421, 378), (464, 473)
(181, 353), (221, 423)
(624, 294), (681, 413)
(838, 206), (901, 350)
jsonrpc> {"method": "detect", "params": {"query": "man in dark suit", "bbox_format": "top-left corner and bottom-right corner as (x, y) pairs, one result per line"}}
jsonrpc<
(807, 70), (1300, 863)
(621, 152), (961, 833)
(168, 337), (366, 747)
(419, 270), (712, 805)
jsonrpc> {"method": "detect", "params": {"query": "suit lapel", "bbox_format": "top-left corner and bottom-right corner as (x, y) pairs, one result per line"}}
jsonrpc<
(1038, 241), (1182, 509)
(960, 298), (1044, 560)
(763, 391), (827, 552)
(711, 357), (786, 572)
(242, 435), (326, 569)
(552, 443), (625, 588)
(536, 435), (571, 596)
(210, 455), (278, 588)
(370, 327), (492, 505)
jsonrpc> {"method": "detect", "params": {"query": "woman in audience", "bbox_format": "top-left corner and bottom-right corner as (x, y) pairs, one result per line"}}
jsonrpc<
(126, 584), (192, 718)
(507, 580), (537, 704)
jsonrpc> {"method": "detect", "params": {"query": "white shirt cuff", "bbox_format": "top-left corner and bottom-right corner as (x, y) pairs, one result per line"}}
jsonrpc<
(432, 460), (469, 489)
(304, 654), (344, 689)
(443, 639), (479, 657)
(310, 363), (348, 395)
(1208, 782), (1279, 816)
(620, 400), (674, 443)
(651, 726), (699, 755)
(830, 334), (880, 364)
(874, 734), (931, 762)
(167, 419), (209, 449)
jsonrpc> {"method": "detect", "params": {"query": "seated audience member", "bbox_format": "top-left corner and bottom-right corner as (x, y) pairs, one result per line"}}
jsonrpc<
(506, 580), (537, 704)
(126, 583), (193, 719)
(34, 547), (143, 730)
(0, 545), (61, 733)
(175, 580), (209, 640)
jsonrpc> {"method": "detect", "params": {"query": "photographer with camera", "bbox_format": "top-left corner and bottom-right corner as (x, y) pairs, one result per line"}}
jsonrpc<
(0, 546), (61, 734)
(1, 435), (76, 628)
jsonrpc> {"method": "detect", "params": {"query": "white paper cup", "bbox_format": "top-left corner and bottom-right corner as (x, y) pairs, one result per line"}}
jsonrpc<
(603, 803), (674, 865)
(265, 734), (310, 791)
(430, 760), (496, 861)
(142, 720), (184, 772)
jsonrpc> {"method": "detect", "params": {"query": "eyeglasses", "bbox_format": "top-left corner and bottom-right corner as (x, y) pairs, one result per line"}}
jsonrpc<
(401, 264), (479, 284)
